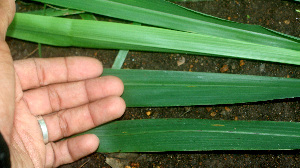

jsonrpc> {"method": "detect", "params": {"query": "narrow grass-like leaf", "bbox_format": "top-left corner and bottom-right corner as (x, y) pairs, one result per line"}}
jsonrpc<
(7, 13), (300, 65)
(32, 0), (300, 51)
(101, 69), (300, 107)
(25, 8), (84, 16)
(36, 4), (48, 58)
(112, 50), (129, 69)
(79, 13), (97, 21)
(81, 119), (300, 152)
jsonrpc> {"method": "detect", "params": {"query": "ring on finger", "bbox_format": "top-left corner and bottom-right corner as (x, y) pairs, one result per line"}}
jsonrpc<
(36, 115), (49, 144)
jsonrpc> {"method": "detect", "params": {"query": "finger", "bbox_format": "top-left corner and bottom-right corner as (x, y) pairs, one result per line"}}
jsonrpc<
(0, 0), (16, 141)
(45, 134), (99, 167)
(22, 76), (124, 116)
(0, 42), (15, 142)
(44, 96), (125, 142)
(14, 57), (103, 90)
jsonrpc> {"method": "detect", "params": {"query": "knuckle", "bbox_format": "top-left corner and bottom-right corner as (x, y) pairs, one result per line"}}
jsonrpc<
(33, 58), (47, 86)
(56, 111), (69, 137)
(47, 86), (62, 112)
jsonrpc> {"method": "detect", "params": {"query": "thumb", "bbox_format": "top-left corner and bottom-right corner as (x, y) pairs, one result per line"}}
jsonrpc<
(0, 0), (16, 143)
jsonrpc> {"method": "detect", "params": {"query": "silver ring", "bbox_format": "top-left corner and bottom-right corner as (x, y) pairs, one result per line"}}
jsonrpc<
(37, 116), (49, 144)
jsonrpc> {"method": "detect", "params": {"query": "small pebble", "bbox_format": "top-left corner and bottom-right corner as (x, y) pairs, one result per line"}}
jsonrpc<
(232, 64), (236, 70)
(177, 56), (185, 66)
(225, 107), (231, 112)
(259, 63), (265, 72)
(240, 60), (245, 66)
(220, 65), (229, 73)
(284, 20), (290, 25)
(210, 112), (217, 117)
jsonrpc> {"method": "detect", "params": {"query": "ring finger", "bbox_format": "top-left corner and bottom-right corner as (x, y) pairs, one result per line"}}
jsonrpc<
(43, 96), (125, 142)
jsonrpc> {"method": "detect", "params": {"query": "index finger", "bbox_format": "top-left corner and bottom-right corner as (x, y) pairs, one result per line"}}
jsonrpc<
(14, 57), (103, 90)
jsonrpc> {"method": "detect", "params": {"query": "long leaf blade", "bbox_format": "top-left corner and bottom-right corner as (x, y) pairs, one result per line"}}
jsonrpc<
(31, 0), (300, 51)
(7, 13), (300, 65)
(81, 119), (300, 152)
(101, 69), (300, 107)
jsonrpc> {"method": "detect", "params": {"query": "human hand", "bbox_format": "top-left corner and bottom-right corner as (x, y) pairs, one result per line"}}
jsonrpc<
(0, 1), (126, 167)
(10, 57), (125, 167)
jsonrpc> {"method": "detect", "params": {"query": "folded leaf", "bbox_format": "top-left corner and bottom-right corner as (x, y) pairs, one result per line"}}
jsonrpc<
(7, 13), (300, 65)
(81, 119), (300, 152)
(101, 69), (300, 107)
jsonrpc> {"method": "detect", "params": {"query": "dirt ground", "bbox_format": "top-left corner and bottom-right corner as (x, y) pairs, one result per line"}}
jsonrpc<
(8, 0), (300, 167)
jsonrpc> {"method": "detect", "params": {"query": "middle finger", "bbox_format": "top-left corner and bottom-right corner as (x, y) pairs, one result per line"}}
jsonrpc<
(22, 76), (124, 116)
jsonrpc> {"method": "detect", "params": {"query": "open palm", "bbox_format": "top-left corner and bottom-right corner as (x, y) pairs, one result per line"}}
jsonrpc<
(10, 57), (125, 167)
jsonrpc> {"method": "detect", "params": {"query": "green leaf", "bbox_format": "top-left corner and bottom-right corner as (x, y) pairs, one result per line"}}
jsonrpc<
(112, 22), (141, 69)
(31, 0), (300, 51)
(112, 50), (129, 69)
(101, 69), (300, 107)
(79, 13), (97, 21)
(79, 12), (129, 70)
(25, 8), (84, 16)
(81, 119), (300, 152)
(7, 13), (300, 65)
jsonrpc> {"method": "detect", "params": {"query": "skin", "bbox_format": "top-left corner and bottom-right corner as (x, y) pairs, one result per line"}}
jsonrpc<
(0, 0), (126, 167)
